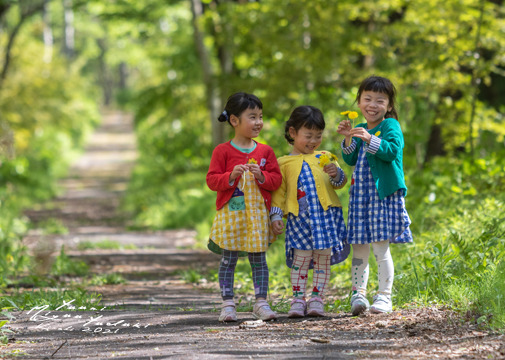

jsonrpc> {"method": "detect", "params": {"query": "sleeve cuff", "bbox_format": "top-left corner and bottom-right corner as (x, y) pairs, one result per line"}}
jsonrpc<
(366, 135), (381, 154)
(270, 206), (284, 219)
(341, 138), (357, 155)
(330, 168), (346, 187)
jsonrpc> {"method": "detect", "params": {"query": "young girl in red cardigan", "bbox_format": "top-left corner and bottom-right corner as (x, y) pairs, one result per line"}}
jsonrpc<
(206, 92), (282, 322)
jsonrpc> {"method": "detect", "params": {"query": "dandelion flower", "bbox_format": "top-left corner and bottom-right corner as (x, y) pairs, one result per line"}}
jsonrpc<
(348, 111), (358, 120)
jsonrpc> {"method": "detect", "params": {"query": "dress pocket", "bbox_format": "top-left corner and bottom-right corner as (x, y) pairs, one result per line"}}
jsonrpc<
(229, 187), (246, 211)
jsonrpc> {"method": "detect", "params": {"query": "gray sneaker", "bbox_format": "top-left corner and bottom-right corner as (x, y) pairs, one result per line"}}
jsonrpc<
(370, 294), (392, 314)
(253, 300), (277, 321)
(218, 300), (237, 322)
(350, 293), (370, 316)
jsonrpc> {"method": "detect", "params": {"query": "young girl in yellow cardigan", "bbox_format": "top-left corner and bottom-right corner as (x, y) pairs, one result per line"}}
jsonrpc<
(271, 105), (350, 317)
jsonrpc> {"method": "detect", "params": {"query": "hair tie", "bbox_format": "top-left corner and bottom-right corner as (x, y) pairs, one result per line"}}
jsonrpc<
(222, 110), (229, 121)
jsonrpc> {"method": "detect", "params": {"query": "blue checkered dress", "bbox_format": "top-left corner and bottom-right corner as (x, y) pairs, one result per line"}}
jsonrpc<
(285, 162), (350, 268)
(347, 146), (413, 245)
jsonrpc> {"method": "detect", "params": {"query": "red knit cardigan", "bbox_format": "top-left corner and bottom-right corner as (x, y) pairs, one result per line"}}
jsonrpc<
(206, 141), (282, 210)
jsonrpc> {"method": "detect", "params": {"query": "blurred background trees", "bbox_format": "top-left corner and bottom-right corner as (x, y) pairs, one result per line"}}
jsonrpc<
(1, 0), (504, 326)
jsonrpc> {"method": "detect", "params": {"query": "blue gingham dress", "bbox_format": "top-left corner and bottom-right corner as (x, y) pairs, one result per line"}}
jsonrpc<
(347, 146), (413, 244)
(285, 162), (350, 268)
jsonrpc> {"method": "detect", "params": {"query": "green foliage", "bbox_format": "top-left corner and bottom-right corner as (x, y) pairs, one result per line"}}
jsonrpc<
(77, 240), (137, 251)
(38, 218), (69, 236)
(179, 269), (203, 284)
(0, 311), (14, 345)
(51, 246), (89, 277)
(89, 273), (126, 286)
(0, 288), (102, 311)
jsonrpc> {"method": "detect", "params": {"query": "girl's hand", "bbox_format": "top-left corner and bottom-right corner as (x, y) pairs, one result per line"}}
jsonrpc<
(271, 220), (284, 235)
(247, 164), (265, 182)
(337, 120), (352, 137)
(350, 127), (372, 144)
(323, 163), (338, 178)
(229, 164), (248, 182)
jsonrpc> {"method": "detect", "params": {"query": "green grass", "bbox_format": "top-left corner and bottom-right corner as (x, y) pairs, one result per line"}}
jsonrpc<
(0, 288), (103, 311)
(51, 246), (89, 277)
(89, 273), (126, 286)
(76, 240), (138, 251)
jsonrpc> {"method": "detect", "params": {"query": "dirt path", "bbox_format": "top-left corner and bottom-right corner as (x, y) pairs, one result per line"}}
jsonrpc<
(2, 112), (503, 359)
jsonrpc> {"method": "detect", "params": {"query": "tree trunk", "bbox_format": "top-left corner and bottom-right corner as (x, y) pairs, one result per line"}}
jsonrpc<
(96, 38), (113, 106)
(62, 0), (74, 59)
(424, 123), (446, 163)
(190, 0), (225, 146)
(118, 62), (128, 90)
(43, 0), (53, 63)
(0, 2), (44, 90)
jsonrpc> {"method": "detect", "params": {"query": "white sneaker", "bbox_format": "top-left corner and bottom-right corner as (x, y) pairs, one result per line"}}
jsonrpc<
(219, 300), (237, 322)
(253, 300), (277, 321)
(350, 293), (370, 316)
(370, 294), (392, 314)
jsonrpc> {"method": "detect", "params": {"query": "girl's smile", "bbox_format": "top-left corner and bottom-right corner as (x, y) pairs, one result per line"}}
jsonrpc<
(289, 126), (323, 155)
(231, 107), (263, 146)
(358, 91), (392, 128)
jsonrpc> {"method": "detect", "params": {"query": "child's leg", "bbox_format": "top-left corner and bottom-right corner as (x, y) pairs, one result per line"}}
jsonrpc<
(371, 240), (394, 296)
(249, 252), (277, 321)
(351, 244), (370, 295)
(311, 248), (332, 298)
(219, 250), (239, 300)
(290, 249), (312, 299)
(248, 252), (269, 300)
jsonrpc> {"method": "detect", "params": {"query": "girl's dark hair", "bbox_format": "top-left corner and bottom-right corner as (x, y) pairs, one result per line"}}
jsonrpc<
(356, 76), (398, 120)
(218, 92), (263, 125)
(284, 105), (325, 145)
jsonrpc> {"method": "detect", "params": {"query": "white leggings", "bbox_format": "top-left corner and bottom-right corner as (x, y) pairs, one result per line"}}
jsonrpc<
(351, 241), (394, 296)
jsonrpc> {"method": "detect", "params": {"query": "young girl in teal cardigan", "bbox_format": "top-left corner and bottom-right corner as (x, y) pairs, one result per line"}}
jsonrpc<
(337, 76), (413, 315)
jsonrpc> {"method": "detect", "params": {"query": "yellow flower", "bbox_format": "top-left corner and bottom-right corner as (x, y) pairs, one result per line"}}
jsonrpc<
(348, 111), (358, 120)
(247, 158), (257, 164)
(341, 109), (359, 127)
(317, 152), (337, 167)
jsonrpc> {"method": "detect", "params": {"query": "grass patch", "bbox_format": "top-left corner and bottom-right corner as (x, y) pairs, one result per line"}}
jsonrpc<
(89, 273), (126, 286)
(76, 240), (137, 251)
(0, 288), (103, 311)
(51, 246), (89, 277)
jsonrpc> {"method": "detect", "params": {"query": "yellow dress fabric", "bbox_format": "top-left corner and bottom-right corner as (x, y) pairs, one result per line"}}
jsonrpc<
(210, 171), (275, 253)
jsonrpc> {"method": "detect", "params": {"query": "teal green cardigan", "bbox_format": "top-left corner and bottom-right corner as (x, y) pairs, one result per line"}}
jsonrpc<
(341, 118), (407, 199)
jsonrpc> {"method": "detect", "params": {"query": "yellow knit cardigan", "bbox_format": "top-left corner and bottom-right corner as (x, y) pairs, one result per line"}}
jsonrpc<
(272, 151), (347, 217)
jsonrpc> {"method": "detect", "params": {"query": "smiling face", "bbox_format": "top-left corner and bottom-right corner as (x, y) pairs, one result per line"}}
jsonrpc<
(358, 90), (392, 128)
(289, 126), (323, 155)
(231, 106), (263, 140)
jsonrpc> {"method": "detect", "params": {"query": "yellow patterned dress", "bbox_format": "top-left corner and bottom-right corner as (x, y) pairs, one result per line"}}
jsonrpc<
(209, 170), (275, 254)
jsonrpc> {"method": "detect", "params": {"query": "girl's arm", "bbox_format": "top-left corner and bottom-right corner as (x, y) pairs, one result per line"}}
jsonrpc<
(206, 146), (237, 191)
(255, 147), (282, 191)
(329, 162), (348, 189)
(368, 120), (404, 162)
(341, 137), (361, 166)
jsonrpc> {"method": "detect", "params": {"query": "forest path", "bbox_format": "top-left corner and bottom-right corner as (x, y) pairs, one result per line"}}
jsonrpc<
(3, 111), (503, 359)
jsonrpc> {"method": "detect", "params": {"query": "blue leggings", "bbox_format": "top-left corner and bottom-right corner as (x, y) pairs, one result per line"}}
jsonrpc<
(219, 250), (269, 300)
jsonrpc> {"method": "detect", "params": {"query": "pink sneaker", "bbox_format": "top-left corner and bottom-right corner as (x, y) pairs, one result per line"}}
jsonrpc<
(307, 297), (325, 317)
(288, 298), (306, 318)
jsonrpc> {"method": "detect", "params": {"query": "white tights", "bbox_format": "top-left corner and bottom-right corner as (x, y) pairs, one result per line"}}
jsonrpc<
(351, 241), (394, 296)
